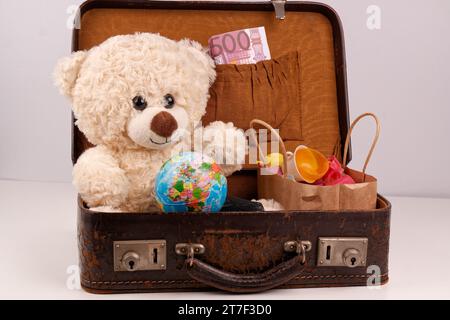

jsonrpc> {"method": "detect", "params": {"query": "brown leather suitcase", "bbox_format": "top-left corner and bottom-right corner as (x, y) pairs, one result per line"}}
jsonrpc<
(74, 0), (391, 293)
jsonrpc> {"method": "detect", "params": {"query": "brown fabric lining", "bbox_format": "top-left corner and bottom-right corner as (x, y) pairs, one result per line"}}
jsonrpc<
(204, 51), (302, 140)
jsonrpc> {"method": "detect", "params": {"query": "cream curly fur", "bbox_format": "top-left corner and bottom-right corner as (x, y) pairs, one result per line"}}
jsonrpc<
(54, 33), (243, 212)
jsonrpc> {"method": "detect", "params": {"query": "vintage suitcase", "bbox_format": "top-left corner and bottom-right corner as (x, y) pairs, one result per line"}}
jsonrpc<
(74, 0), (391, 293)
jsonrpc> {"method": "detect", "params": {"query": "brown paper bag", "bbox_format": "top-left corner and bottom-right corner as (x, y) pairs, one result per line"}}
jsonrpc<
(251, 113), (380, 211)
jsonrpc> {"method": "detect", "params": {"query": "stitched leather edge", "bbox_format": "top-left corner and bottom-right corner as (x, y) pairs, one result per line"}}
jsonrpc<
(81, 273), (388, 286)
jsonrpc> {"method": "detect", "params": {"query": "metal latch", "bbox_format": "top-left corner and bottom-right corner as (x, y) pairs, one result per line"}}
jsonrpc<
(271, 0), (286, 20)
(175, 243), (205, 257)
(176, 243), (206, 267)
(284, 240), (312, 254)
(317, 237), (368, 268)
(113, 240), (167, 272)
(284, 240), (312, 264)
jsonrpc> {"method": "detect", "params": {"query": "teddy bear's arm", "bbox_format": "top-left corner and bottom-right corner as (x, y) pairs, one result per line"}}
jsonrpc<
(73, 146), (130, 210)
(202, 121), (246, 177)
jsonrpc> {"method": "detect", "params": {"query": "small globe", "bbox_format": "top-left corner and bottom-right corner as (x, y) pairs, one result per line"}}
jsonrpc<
(155, 152), (227, 213)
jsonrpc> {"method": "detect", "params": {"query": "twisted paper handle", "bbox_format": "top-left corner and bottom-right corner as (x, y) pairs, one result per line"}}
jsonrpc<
(249, 119), (289, 178)
(343, 112), (381, 177)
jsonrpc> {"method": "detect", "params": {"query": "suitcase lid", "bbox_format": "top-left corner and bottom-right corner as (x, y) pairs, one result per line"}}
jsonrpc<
(71, 0), (351, 165)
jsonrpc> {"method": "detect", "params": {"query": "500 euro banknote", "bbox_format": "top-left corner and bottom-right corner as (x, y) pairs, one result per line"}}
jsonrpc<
(208, 26), (271, 65)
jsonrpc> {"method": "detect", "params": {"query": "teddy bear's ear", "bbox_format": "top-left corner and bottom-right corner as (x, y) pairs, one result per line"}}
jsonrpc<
(178, 39), (216, 86)
(53, 50), (87, 98)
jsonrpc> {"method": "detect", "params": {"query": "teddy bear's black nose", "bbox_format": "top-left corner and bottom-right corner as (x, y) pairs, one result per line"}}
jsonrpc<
(150, 111), (178, 138)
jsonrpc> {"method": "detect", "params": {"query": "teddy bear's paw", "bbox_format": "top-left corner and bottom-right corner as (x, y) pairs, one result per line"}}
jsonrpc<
(89, 206), (123, 213)
(73, 147), (131, 209)
(75, 172), (130, 209)
(202, 121), (246, 176)
(220, 164), (243, 177)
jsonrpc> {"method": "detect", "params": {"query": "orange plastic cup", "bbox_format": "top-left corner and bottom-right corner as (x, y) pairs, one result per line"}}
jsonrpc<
(286, 146), (329, 183)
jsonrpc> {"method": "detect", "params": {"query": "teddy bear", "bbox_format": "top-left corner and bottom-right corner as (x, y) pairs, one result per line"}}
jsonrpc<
(54, 33), (245, 212)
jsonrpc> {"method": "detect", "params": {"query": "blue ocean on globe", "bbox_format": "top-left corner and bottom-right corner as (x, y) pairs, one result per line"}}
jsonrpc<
(155, 152), (227, 213)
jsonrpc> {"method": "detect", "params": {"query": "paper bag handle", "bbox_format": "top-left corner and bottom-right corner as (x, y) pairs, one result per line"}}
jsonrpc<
(249, 119), (289, 177)
(342, 112), (381, 175)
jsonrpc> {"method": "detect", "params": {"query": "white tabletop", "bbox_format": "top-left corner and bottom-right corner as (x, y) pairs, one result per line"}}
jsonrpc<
(0, 179), (449, 300)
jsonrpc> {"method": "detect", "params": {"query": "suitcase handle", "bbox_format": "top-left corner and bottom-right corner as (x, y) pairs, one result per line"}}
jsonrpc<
(179, 241), (311, 293)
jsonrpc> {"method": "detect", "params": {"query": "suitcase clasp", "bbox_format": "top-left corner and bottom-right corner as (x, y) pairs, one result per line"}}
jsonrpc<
(272, 0), (287, 20)
(113, 240), (167, 272)
(317, 237), (368, 268)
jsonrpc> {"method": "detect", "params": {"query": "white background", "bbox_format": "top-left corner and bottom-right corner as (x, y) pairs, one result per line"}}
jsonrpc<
(0, 0), (450, 301)
(1, 0), (450, 198)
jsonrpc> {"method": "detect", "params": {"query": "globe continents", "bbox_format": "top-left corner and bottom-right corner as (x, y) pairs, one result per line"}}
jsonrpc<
(155, 152), (227, 213)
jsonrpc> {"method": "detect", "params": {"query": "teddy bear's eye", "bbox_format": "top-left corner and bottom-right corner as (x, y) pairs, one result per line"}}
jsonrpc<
(164, 94), (175, 109)
(132, 96), (147, 111)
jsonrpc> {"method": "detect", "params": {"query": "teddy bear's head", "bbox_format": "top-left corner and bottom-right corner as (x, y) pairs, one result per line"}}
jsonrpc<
(54, 33), (216, 150)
